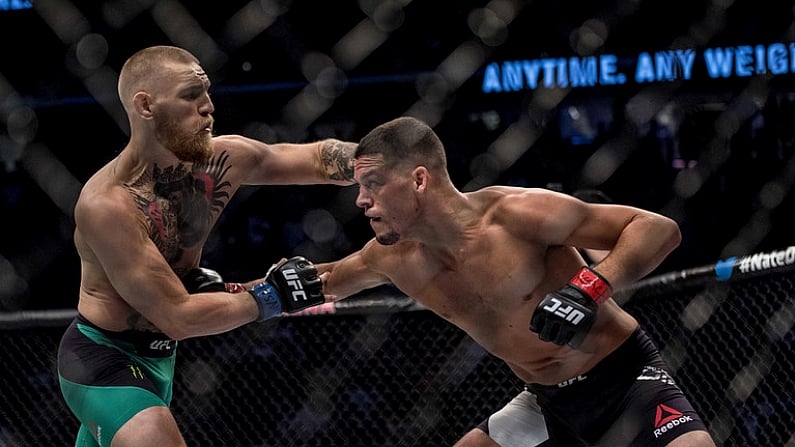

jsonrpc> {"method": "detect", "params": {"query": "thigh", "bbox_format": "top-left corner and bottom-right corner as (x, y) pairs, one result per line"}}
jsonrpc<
(111, 406), (186, 447)
(598, 365), (710, 447)
(58, 322), (172, 447)
(453, 428), (501, 447)
(473, 390), (584, 447)
(59, 375), (170, 447)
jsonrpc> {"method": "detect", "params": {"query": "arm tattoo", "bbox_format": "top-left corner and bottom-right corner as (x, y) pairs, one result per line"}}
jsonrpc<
(321, 139), (357, 183)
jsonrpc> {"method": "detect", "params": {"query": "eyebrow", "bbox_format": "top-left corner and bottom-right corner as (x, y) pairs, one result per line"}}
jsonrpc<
(179, 77), (209, 93)
(356, 171), (379, 182)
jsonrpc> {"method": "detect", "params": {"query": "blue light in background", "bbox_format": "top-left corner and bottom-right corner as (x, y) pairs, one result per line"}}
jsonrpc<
(0, 0), (32, 11)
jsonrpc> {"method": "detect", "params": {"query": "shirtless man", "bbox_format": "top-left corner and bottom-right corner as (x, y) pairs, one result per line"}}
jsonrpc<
(56, 46), (356, 447)
(319, 116), (716, 446)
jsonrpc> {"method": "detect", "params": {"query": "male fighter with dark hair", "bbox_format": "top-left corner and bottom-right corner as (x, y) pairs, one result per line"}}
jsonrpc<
(319, 116), (716, 446)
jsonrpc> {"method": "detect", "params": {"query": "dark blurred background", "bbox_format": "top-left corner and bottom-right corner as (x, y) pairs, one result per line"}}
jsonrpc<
(1, 0), (794, 311)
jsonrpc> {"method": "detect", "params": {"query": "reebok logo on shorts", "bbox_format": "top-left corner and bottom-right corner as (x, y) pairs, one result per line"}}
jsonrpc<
(652, 404), (694, 438)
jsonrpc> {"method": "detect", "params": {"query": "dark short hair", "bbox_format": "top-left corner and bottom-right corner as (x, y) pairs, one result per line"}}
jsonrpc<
(118, 46), (199, 107)
(356, 116), (447, 173)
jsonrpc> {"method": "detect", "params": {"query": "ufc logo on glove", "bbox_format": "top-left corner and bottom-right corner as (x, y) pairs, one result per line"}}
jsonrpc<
(282, 269), (308, 302)
(530, 266), (612, 347)
(541, 297), (587, 325)
(248, 256), (325, 321)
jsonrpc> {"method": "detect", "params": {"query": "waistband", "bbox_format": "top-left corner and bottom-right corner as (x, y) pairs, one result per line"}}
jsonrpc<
(75, 313), (177, 358)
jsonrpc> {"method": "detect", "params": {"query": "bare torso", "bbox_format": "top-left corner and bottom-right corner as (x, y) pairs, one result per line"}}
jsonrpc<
(75, 148), (237, 332)
(371, 188), (639, 385)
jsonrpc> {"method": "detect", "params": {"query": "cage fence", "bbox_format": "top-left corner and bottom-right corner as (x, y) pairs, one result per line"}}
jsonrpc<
(1, 247), (793, 446)
(3, 2), (795, 313)
(1, 2), (795, 446)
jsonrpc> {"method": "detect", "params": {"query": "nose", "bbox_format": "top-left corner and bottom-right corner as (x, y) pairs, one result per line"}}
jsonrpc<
(355, 186), (371, 210)
(200, 94), (215, 115)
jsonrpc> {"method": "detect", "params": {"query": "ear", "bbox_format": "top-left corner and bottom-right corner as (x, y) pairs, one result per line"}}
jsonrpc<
(412, 166), (430, 192)
(132, 91), (154, 119)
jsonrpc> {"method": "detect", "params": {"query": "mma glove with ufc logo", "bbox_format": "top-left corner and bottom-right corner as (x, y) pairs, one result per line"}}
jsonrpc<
(530, 266), (612, 348)
(248, 256), (325, 322)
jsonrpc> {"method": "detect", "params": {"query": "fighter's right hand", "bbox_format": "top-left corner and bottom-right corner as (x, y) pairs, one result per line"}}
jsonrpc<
(529, 266), (611, 348)
(182, 267), (246, 294)
(248, 256), (325, 322)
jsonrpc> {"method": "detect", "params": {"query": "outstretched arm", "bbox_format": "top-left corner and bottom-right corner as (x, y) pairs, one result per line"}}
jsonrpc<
(316, 241), (392, 301)
(214, 135), (356, 186)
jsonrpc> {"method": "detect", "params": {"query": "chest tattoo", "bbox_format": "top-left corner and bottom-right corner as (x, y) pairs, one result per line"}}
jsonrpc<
(125, 152), (232, 263)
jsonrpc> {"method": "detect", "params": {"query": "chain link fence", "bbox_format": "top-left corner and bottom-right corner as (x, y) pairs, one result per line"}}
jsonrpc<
(1, 249), (793, 446)
(3, 1), (795, 312)
(1, 2), (794, 445)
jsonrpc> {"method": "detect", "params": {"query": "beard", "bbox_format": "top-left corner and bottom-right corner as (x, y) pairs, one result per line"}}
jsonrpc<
(376, 230), (400, 245)
(154, 115), (213, 164)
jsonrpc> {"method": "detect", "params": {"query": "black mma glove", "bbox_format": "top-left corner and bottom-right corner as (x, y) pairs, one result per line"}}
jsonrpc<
(182, 267), (246, 294)
(530, 266), (612, 348)
(248, 256), (324, 322)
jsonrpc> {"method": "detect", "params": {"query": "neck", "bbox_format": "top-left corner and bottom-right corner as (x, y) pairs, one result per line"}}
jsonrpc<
(115, 138), (186, 184)
(411, 189), (479, 249)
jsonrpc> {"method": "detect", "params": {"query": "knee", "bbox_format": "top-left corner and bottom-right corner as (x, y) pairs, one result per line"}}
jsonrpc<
(453, 428), (500, 447)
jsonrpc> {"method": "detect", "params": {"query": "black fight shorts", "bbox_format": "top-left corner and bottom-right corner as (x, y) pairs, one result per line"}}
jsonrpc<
(477, 327), (709, 446)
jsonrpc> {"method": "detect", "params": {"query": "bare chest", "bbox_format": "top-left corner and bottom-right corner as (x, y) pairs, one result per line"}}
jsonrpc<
(396, 237), (548, 320)
(431, 258), (540, 316)
(125, 162), (233, 265)
(393, 238), (585, 325)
